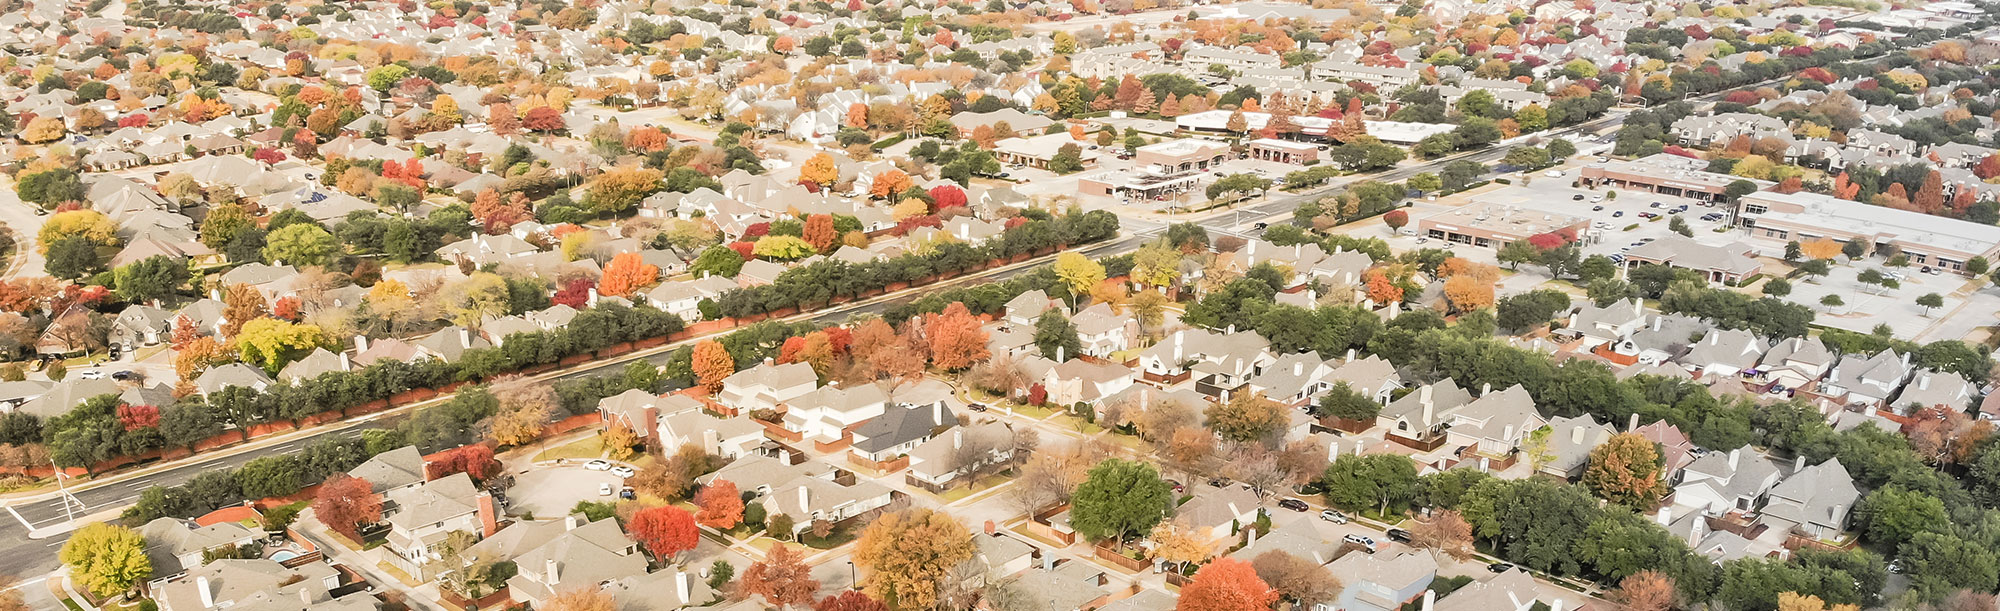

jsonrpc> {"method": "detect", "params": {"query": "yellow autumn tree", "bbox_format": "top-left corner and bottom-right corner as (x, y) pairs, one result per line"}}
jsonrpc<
(1799, 237), (1843, 260)
(800, 152), (838, 188)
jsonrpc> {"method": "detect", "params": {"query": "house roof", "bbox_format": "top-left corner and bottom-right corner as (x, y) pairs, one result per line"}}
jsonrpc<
(1176, 484), (1260, 528)
(850, 402), (954, 454)
(348, 446), (426, 493)
(385, 472), (479, 531)
(1761, 458), (1859, 530)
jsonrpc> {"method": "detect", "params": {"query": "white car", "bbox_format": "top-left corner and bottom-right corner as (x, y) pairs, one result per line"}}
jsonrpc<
(584, 459), (612, 471)
(1544, 170), (1565, 178)
(611, 466), (635, 478)
(76, 370), (104, 380)
(599, 483), (613, 496)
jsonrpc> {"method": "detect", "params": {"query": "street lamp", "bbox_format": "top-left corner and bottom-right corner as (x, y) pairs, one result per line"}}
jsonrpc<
(848, 560), (858, 590)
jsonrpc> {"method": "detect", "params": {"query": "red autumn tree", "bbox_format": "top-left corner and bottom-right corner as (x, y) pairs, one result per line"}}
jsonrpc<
(313, 474), (383, 540)
(629, 506), (700, 561)
(522, 106), (565, 131)
(553, 278), (594, 308)
(117, 404), (160, 431)
(1176, 558), (1277, 611)
(599, 252), (660, 297)
(925, 302), (989, 371)
(929, 185), (967, 211)
(427, 444), (498, 480)
(738, 544), (820, 609)
(1383, 209), (1409, 230)
(815, 590), (888, 611)
(692, 340), (736, 393)
(272, 297), (303, 322)
(472, 188), (532, 233)
(1977, 155), (2000, 179)
(696, 479), (746, 530)
(802, 214), (837, 253)
(624, 126), (670, 153)
(845, 103), (869, 129)
(1916, 170), (1946, 213)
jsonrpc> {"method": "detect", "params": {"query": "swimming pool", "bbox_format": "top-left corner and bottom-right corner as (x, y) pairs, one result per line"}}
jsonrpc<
(270, 551), (300, 562)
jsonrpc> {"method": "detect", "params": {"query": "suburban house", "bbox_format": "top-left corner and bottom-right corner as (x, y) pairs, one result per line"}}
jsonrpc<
(140, 518), (260, 587)
(504, 515), (649, 609)
(1136, 328), (1272, 386)
(1536, 415), (1616, 479)
(1892, 370), (1976, 413)
(1673, 446), (1784, 516)
(1432, 568), (1582, 611)
(1680, 328), (1769, 379)
(381, 473), (492, 580)
(1753, 336), (1837, 393)
(658, 396), (769, 459)
(1442, 385), (1548, 468)
(1818, 350), (1913, 411)
(1758, 457), (1860, 541)
(1633, 419), (1699, 483)
(717, 361), (818, 414)
(1322, 550), (1438, 611)
(598, 388), (665, 440)
(1174, 484), (1262, 549)
(700, 456), (896, 536)
(1377, 380), (1475, 450)
(348, 446), (428, 494)
(905, 422), (1016, 492)
(782, 382), (890, 450)
(848, 401), (956, 466)
(155, 559), (365, 611)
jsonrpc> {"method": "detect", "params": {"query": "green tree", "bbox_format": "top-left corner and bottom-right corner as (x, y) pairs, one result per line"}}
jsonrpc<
(262, 223), (340, 266)
(1314, 381), (1380, 421)
(1320, 454), (1419, 515)
(45, 235), (107, 279)
(1761, 278), (1792, 297)
(1547, 138), (1577, 159)
(1855, 486), (1947, 549)
(1033, 310), (1082, 361)
(1046, 143), (1085, 174)
(113, 256), (189, 303)
(1068, 458), (1174, 541)
(1408, 173), (1442, 193)
(1580, 433), (1665, 508)
(690, 244), (745, 278)
(1903, 532), (2000, 601)
(60, 523), (151, 597)
(1916, 292), (1944, 316)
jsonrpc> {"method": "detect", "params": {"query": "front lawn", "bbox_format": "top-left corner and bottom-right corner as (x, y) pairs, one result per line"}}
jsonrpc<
(533, 436), (607, 462)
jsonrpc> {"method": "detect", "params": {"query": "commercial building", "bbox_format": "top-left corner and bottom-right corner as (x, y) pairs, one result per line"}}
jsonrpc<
(1133, 139), (1231, 173)
(993, 133), (1099, 170)
(1735, 190), (2000, 272)
(1416, 202), (1591, 248)
(1622, 236), (1765, 284)
(1577, 154), (1765, 202)
(1076, 168), (1202, 199)
(1248, 138), (1321, 164)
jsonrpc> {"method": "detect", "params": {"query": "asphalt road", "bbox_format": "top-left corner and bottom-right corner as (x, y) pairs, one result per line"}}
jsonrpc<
(0, 71), (1796, 581)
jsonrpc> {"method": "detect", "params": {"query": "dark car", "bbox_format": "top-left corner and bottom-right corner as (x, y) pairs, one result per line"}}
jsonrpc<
(1386, 528), (1413, 543)
(967, 403), (988, 412)
(1571, 194), (1585, 201)
(1489, 562), (1516, 573)
(1277, 498), (1310, 512)
(1165, 480), (1185, 493)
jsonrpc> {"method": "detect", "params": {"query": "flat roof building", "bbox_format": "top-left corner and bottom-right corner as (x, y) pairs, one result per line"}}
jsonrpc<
(993, 132), (1099, 170)
(1578, 154), (1768, 202)
(1622, 236), (1764, 284)
(1736, 190), (2000, 272)
(1133, 139), (1231, 174)
(1248, 138), (1321, 164)
(1417, 203), (1591, 249)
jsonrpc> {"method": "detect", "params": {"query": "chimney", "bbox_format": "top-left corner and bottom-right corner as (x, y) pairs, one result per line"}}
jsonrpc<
(1503, 425), (1515, 441)
(588, 287), (600, 306)
(799, 485), (810, 511)
(1419, 385), (1435, 424)
(1570, 425), (1585, 444)
(1344, 349), (1356, 362)
(565, 514), (579, 531)
(953, 428), (963, 449)
(1656, 506), (1672, 526)
(1920, 374), (1931, 390)
(197, 576), (214, 608)
(1326, 439), (1340, 461)
(1226, 324), (1236, 334)
(1421, 589), (1435, 611)
(984, 520), (997, 535)
(1830, 504), (1844, 522)
(933, 401), (944, 425)
(676, 570), (692, 603)
(1709, 332), (1719, 345)
(1552, 599), (1564, 611)
(209, 288), (221, 301)
(1056, 346), (1065, 362)
(1481, 382), (1491, 395)
(1631, 299), (1642, 316)
(1728, 448), (1741, 471)
(300, 587), (314, 606)
(1293, 360), (1303, 376)
(1652, 316), (1662, 331)
(354, 335), (369, 353)
(477, 492), (499, 537)
(458, 327), (471, 349)
(1174, 332), (1184, 360)
(1794, 454), (1807, 472)
(338, 351), (351, 372)
(702, 429), (720, 453)
(1628, 413), (1640, 431)
(546, 559), (560, 585)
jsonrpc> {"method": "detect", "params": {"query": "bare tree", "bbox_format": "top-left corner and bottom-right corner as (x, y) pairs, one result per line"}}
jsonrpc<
(1275, 439), (1329, 489)
(1252, 550), (1342, 607)
(1136, 399), (1197, 442)
(1224, 447), (1291, 503)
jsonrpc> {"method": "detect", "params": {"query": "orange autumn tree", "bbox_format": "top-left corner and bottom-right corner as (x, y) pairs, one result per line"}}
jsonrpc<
(870, 170), (912, 199)
(1799, 237), (1843, 261)
(801, 153), (839, 189)
(1442, 275), (1495, 313)
(1176, 558), (1277, 611)
(692, 340), (735, 392)
(802, 214), (838, 253)
(1363, 269), (1403, 304)
(925, 302), (989, 371)
(695, 479), (745, 529)
(598, 252), (659, 297)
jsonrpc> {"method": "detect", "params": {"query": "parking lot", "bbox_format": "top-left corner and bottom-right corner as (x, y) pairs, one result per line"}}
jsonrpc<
(1775, 261), (1983, 339)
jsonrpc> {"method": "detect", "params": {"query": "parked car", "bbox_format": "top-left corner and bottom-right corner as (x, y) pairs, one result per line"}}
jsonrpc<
(611, 466), (635, 478)
(598, 482), (613, 496)
(585, 459), (612, 471)
(1344, 534), (1377, 551)
(1590, 194), (1605, 202)
(1253, 222), (1269, 230)
(1612, 211), (1624, 217)
(1638, 212), (1658, 219)
(1591, 205), (1604, 211)
(1320, 510), (1349, 524)
(619, 487), (636, 500)
(77, 370), (103, 380)
(1166, 480), (1185, 493)
(967, 403), (988, 412)
(1544, 170), (1565, 178)
(1572, 194), (1586, 201)
(111, 370), (137, 381)
(1489, 562), (1516, 573)
(1650, 202), (1664, 208)
(1278, 498), (1310, 512)
(1386, 528), (1413, 543)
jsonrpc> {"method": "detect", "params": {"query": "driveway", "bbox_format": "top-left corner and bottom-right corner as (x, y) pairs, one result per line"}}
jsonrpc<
(505, 465), (626, 518)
